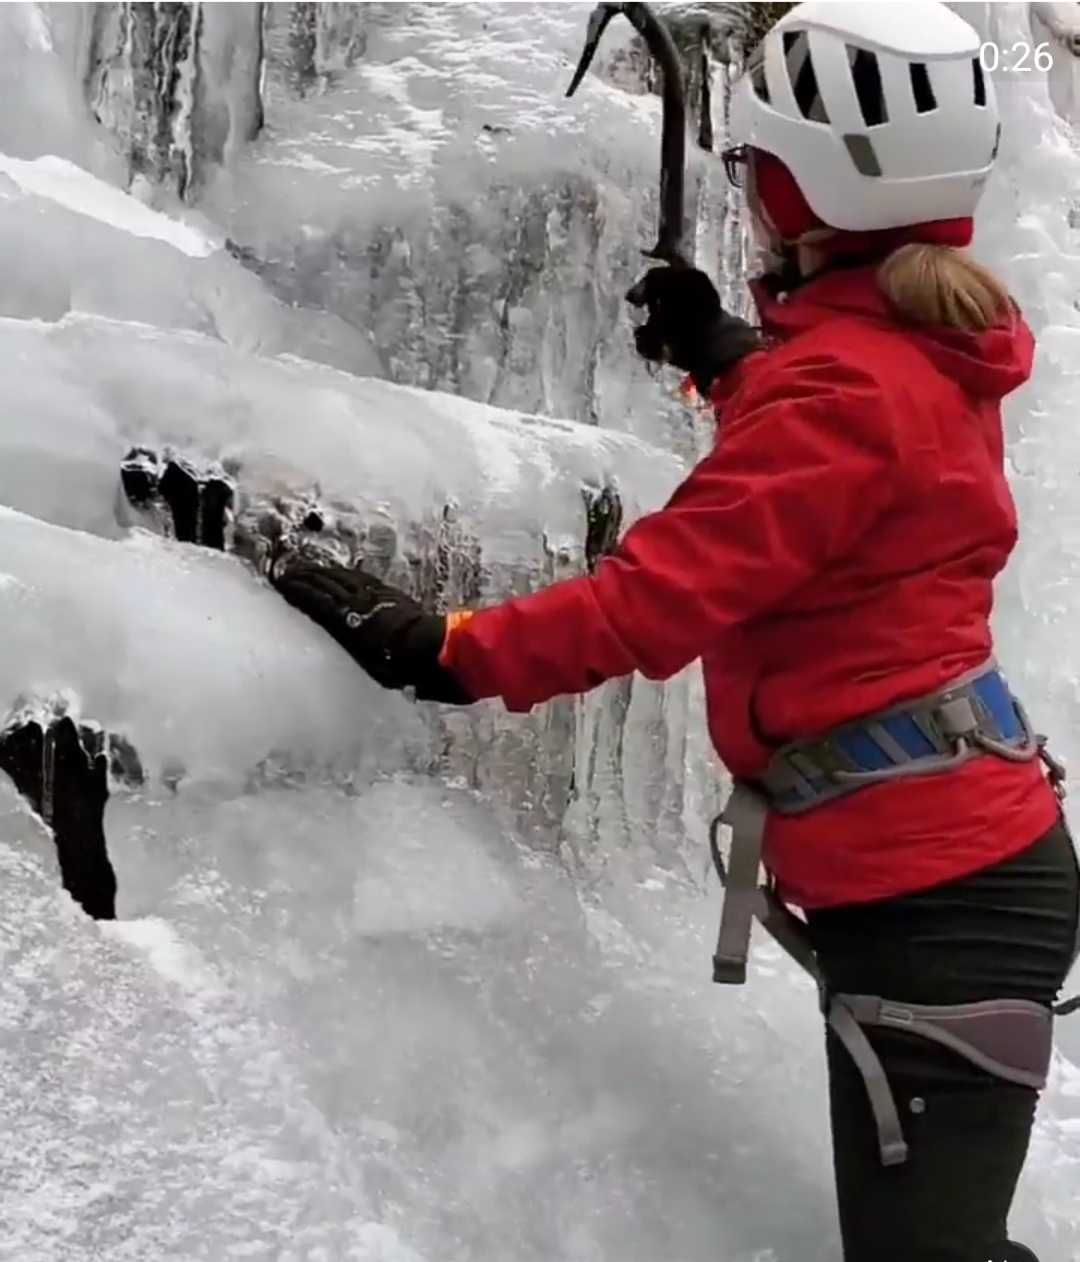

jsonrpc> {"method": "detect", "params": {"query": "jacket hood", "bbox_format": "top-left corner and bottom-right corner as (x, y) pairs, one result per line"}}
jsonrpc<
(750, 264), (1034, 401)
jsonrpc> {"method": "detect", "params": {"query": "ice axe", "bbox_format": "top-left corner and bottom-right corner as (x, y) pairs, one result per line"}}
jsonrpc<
(566, 1), (690, 269)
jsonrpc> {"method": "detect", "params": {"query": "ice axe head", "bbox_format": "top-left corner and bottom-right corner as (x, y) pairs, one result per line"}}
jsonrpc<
(566, 2), (690, 268)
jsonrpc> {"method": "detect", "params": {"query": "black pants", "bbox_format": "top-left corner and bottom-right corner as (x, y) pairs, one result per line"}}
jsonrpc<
(805, 821), (1080, 1262)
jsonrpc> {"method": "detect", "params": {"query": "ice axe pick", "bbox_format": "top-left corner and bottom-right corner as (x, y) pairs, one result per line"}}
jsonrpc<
(566, 1), (691, 269)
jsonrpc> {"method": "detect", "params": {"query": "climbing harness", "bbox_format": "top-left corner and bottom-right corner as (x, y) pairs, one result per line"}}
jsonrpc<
(710, 660), (1078, 1166)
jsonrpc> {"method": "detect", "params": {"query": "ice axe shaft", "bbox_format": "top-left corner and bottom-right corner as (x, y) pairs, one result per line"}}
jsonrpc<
(566, 1), (689, 267)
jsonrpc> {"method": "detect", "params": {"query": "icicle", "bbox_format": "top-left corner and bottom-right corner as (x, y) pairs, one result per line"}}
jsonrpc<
(170, 1), (200, 198)
(254, 1), (268, 138)
(40, 721), (55, 826)
(699, 34), (714, 152)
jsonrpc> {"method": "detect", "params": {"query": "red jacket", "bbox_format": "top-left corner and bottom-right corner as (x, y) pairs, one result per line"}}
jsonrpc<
(441, 264), (1059, 908)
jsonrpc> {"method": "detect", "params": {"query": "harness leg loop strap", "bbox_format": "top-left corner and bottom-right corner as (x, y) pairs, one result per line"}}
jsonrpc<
(828, 998), (910, 1166)
(837, 994), (1054, 1089)
(824, 992), (1057, 1167)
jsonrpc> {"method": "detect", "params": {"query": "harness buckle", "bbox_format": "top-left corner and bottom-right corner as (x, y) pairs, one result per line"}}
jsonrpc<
(933, 695), (979, 740)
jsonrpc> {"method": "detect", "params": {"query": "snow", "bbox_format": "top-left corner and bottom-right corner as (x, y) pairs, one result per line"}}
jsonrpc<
(0, 153), (215, 257)
(1029, 2), (1080, 120)
(0, 171), (384, 376)
(0, 3), (1077, 1261)
(0, 505), (421, 790)
(0, 311), (680, 551)
(100, 776), (836, 1262)
(0, 778), (433, 1262)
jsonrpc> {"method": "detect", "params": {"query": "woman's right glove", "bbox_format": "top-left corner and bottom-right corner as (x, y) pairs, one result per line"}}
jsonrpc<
(272, 557), (473, 705)
(626, 265), (762, 395)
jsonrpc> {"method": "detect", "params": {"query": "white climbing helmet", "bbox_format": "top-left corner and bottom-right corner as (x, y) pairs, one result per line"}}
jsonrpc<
(728, 0), (1000, 232)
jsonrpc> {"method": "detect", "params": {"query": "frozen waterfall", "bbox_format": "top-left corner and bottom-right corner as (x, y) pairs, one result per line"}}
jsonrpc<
(0, 4), (1078, 1261)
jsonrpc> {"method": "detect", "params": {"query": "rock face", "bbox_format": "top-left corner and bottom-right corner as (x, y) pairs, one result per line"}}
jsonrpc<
(0, 306), (702, 909)
(49, 2), (763, 447)
(120, 448), (235, 551)
(209, 2), (753, 449)
(0, 708), (129, 919)
(84, 3), (265, 198)
(0, 2), (754, 914)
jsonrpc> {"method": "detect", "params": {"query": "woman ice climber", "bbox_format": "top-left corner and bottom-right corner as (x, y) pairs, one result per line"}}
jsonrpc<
(272, 3), (1079, 1259)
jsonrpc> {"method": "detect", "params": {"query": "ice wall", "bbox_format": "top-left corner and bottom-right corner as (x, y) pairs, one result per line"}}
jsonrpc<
(0, 220), (737, 1260)
(0, 4), (1078, 1260)
(950, 11), (1080, 1243)
(970, 6), (1080, 798)
(0, 0), (735, 905)
(6, 2), (791, 454)
(0, 302), (706, 856)
(11, 2), (759, 450)
(0, 144), (384, 376)
(1029, 2), (1080, 120)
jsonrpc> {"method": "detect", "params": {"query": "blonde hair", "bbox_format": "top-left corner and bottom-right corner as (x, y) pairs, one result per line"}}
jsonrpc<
(877, 243), (1011, 333)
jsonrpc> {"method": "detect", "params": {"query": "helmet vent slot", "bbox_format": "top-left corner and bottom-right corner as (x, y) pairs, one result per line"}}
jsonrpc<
(972, 57), (987, 107)
(847, 46), (887, 127)
(842, 133), (883, 178)
(750, 49), (770, 104)
(783, 29), (830, 123)
(909, 62), (937, 113)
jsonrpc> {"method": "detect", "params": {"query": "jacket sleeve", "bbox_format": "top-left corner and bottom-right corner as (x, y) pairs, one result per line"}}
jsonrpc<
(441, 353), (907, 712)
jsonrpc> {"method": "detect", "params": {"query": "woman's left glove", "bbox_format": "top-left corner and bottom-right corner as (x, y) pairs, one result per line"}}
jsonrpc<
(273, 558), (474, 705)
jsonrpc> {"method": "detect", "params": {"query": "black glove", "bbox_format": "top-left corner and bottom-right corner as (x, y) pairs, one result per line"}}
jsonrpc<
(273, 559), (473, 705)
(626, 265), (762, 395)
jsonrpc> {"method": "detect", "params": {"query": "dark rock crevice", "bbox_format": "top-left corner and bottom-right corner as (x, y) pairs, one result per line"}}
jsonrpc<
(121, 444), (623, 599)
(121, 447), (235, 549)
(583, 484), (624, 574)
(0, 715), (143, 920)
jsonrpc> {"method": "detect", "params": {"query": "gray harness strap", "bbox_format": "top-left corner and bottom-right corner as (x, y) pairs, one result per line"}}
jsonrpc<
(712, 784), (773, 985)
(826, 999), (910, 1166)
(712, 784), (825, 989)
(710, 781), (1066, 1167)
(835, 995), (1053, 1089)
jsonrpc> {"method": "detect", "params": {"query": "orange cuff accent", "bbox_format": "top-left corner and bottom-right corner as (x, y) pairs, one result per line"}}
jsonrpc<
(439, 609), (476, 665)
(678, 373), (698, 401)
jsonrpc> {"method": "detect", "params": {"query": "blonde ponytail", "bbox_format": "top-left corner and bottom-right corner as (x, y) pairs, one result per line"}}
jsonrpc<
(877, 243), (1011, 333)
